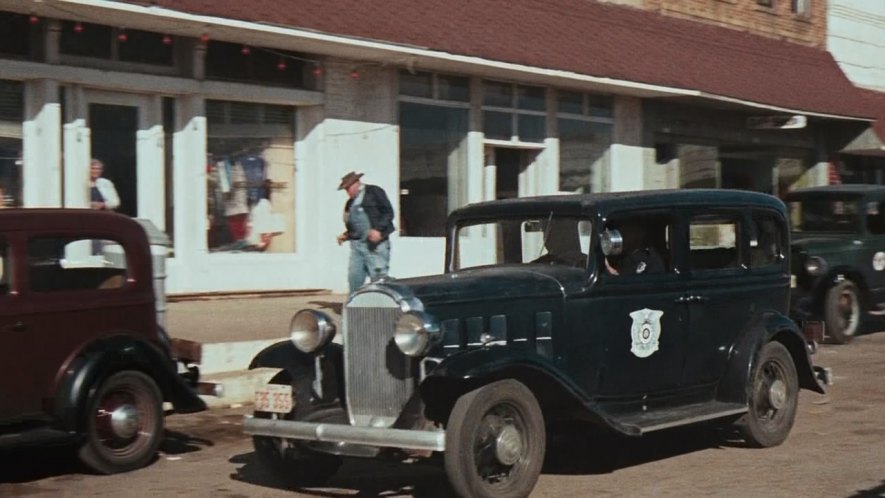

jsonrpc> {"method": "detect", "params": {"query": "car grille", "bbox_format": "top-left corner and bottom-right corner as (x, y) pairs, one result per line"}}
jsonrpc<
(343, 291), (413, 427)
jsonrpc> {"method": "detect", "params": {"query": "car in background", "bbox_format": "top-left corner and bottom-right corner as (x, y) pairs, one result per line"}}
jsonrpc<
(786, 185), (885, 343)
(0, 209), (208, 474)
(244, 189), (828, 498)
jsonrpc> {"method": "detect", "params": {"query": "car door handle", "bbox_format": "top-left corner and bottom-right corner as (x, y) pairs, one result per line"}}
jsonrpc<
(5, 321), (26, 332)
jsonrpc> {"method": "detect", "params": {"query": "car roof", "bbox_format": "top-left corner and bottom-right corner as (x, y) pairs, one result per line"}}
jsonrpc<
(0, 209), (147, 238)
(450, 189), (785, 220)
(786, 184), (885, 198)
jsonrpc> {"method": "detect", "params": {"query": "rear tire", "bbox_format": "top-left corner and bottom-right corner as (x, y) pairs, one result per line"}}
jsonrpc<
(252, 372), (343, 487)
(78, 370), (164, 474)
(444, 379), (545, 498)
(824, 280), (861, 344)
(737, 342), (799, 448)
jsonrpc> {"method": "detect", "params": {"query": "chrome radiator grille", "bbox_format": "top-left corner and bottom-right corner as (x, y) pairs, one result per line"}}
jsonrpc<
(344, 291), (413, 427)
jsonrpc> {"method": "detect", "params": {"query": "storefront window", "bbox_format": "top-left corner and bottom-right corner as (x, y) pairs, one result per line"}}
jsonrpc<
(206, 100), (296, 253)
(205, 42), (316, 90)
(399, 102), (468, 237)
(0, 80), (23, 208)
(60, 21), (173, 66)
(0, 11), (39, 59)
(482, 81), (546, 143)
(559, 119), (612, 193)
(557, 91), (613, 194)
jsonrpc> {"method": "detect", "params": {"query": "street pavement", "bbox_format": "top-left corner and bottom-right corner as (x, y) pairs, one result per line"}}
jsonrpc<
(165, 291), (347, 406)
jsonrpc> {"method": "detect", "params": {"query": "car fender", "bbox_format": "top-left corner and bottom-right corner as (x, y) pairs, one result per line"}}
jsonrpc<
(55, 335), (207, 431)
(420, 347), (624, 432)
(248, 341), (343, 406)
(717, 311), (825, 406)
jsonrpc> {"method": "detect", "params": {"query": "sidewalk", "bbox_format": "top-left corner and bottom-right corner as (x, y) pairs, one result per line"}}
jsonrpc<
(165, 291), (346, 407)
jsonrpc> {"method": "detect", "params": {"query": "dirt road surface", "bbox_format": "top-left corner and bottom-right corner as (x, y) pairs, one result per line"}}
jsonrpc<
(2, 333), (884, 497)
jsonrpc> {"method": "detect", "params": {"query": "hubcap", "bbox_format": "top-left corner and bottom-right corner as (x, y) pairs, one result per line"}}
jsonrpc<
(768, 379), (787, 410)
(109, 404), (139, 439)
(494, 425), (524, 466)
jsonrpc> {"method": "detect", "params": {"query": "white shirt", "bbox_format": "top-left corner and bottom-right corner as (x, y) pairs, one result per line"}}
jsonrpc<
(95, 177), (120, 210)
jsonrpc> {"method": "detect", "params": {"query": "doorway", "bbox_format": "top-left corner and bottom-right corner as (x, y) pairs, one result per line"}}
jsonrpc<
(490, 147), (539, 200)
(89, 103), (138, 217)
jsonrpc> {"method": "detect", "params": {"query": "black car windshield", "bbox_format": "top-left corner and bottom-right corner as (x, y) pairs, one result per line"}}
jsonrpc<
(788, 197), (859, 233)
(454, 215), (592, 270)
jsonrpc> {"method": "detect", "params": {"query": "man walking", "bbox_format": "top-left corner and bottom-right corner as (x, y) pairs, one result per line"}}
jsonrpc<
(336, 171), (395, 294)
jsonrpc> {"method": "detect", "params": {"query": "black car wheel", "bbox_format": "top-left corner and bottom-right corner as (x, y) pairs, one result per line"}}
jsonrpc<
(78, 370), (164, 474)
(825, 280), (861, 344)
(252, 372), (343, 487)
(444, 379), (545, 498)
(737, 341), (798, 448)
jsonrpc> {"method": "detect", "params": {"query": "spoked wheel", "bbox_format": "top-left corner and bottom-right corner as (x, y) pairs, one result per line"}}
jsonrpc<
(78, 370), (164, 474)
(737, 342), (799, 448)
(825, 281), (861, 344)
(444, 379), (545, 498)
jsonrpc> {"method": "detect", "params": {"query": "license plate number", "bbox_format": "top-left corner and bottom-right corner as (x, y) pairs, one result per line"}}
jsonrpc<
(254, 384), (294, 413)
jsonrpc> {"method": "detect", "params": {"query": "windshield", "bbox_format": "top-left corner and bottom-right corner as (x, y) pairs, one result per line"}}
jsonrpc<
(454, 215), (592, 270)
(788, 198), (859, 233)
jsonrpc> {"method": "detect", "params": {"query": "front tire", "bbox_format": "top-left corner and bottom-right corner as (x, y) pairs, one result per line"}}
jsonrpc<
(252, 372), (343, 487)
(737, 342), (799, 448)
(78, 370), (164, 474)
(824, 280), (861, 344)
(444, 379), (546, 498)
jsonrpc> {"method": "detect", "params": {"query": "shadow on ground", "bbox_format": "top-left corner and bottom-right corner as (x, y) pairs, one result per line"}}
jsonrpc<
(229, 423), (740, 496)
(230, 451), (452, 497)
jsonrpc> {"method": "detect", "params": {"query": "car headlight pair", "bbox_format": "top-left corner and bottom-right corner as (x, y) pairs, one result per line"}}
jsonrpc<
(804, 256), (827, 276)
(290, 310), (337, 353)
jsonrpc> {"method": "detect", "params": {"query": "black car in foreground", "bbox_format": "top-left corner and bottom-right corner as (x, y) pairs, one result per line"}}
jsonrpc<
(787, 184), (885, 343)
(244, 189), (829, 498)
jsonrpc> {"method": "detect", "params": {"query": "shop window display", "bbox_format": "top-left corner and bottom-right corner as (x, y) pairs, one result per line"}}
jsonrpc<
(206, 100), (295, 253)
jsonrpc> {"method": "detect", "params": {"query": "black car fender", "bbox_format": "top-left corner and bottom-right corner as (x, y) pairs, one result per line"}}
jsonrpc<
(717, 311), (825, 406)
(55, 334), (207, 432)
(419, 347), (611, 428)
(248, 341), (343, 406)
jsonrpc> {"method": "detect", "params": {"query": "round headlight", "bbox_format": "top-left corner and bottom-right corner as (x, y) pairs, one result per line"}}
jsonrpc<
(601, 229), (623, 256)
(804, 256), (827, 276)
(394, 311), (440, 357)
(290, 309), (336, 353)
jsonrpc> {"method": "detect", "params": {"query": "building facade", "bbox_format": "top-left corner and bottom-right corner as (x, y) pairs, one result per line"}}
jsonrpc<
(0, 0), (877, 294)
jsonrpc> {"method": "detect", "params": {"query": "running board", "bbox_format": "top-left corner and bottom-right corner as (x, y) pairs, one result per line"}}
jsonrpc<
(604, 401), (747, 435)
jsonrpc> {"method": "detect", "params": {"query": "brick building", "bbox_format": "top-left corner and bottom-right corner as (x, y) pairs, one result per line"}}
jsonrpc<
(0, 0), (879, 293)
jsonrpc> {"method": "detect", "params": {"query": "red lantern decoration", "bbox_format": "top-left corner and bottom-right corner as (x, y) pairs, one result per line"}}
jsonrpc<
(312, 65), (323, 77)
(162, 34), (172, 45)
(277, 57), (287, 71)
(241, 45), (250, 56)
(117, 29), (128, 43)
(200, 33), (209, 43)
(29, 15), (39, 25)
(350, 70), (360, 79)
(74, 22), (84, 33)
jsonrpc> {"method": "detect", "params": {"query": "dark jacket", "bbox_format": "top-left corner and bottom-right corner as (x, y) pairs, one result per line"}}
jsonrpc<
(344, 184), (395, 241)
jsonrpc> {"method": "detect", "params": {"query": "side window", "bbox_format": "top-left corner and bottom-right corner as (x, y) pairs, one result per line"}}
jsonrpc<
(0, 238), (9, 294)
(866, 201), (885, 235)
(602, 213), (671, 276)
(750, 214), (784, 268)
(689, 216), (739, 271)
(27, 236), (128, 292)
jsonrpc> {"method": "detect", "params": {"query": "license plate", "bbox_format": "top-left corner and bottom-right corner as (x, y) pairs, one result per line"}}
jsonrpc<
(790, 274), (797, 288)
(254, 384), (294, 413)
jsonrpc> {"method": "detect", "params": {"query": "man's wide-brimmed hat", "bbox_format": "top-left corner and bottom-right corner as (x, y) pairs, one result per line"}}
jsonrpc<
(338, 171), (364, 190)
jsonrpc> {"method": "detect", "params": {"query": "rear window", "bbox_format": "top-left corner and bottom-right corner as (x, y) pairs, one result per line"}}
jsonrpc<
(27, 236), (128, 292)
(788, 197), (859, 233)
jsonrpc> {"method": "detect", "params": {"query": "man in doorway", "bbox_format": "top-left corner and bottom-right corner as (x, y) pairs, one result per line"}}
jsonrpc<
(336, 171), (395, 294)
(89, 158), (120, 211)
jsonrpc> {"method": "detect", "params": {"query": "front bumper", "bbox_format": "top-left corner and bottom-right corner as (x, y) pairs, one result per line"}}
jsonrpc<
(243, 416), (445, 452)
